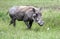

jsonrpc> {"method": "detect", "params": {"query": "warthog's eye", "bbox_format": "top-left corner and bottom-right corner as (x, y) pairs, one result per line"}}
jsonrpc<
(36, 13), (38, 16)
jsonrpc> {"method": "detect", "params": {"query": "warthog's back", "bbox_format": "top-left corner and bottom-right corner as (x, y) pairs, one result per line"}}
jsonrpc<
(17, 6), (36, 12)
(9, 6), (38, 15)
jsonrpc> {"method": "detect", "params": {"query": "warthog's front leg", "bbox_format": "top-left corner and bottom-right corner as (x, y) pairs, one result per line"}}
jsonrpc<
(24, 21), (30, 29)
(28, 20), (33, 29)
(24, 20), (33, 29)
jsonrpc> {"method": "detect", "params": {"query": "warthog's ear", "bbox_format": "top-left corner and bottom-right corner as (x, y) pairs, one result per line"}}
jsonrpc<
(39, 7), (43, 13)
(32, 8), (35, 12)
(39, 7), (42, 10)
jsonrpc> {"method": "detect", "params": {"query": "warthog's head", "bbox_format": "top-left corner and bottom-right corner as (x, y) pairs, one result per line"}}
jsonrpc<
(32, 8), (44, 26)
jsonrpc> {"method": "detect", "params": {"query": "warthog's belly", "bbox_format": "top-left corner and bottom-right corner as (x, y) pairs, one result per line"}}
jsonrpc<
(16, 15), (24, 21)
(17, 18), (23, 21)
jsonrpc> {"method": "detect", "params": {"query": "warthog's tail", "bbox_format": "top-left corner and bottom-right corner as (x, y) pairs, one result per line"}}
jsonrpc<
(6, 11), (9, 15)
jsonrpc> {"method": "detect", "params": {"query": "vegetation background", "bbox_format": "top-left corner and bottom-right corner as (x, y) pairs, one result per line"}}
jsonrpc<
(0, 0), (60, 39)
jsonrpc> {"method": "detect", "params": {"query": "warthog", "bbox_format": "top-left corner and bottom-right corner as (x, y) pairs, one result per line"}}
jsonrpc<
(8, 6), (44, 29)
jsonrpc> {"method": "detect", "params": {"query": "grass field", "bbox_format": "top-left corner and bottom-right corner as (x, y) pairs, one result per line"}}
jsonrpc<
(0, 0), (60, 39)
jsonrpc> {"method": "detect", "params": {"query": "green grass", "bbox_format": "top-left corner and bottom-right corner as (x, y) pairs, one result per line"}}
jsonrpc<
(0, 0), (60, 39)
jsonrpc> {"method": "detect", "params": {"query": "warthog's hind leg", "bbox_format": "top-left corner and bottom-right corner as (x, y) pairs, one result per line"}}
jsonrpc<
(9, 18), (16, 27)
(9, 19), (13, 25)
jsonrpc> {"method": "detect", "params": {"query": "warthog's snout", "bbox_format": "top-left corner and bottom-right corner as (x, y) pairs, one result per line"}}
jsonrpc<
(38, 20), (44, 26)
